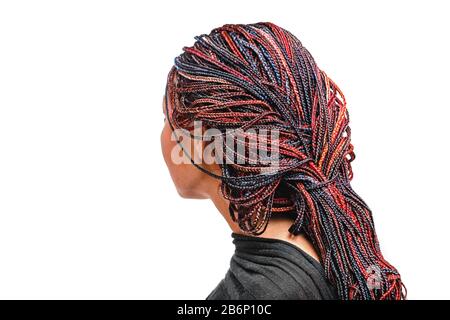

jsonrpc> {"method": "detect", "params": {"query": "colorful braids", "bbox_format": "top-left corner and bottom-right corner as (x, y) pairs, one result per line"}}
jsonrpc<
(166, 22), (405, 300)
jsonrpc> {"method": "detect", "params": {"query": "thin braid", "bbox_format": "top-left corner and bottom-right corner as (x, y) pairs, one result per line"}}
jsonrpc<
(166, 22), (405, 300)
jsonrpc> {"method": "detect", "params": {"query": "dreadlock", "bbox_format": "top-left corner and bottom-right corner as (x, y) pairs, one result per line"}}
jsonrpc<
(165, 22), (405, 300)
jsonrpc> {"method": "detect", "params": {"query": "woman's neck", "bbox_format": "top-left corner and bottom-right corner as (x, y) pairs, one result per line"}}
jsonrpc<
(208, 181), (321, 263)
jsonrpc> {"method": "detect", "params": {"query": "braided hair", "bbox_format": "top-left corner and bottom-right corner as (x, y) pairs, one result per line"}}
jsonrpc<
(165, 22), (405, 300)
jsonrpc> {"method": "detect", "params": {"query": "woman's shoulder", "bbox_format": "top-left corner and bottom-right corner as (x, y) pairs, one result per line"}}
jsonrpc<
(206, 234), (337, 300)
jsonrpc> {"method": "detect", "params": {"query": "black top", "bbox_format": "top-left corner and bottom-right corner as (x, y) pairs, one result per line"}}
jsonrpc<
(206, 233), (337, 300)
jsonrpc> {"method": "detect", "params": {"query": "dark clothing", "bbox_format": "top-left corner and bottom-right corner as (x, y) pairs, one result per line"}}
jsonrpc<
(206, 233), (337, 300)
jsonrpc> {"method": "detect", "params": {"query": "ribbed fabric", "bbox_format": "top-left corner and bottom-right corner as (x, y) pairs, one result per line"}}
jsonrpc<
(206, 233), (337, 300)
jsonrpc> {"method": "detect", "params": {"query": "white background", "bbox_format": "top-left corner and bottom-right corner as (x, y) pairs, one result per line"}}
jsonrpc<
(0, 0), (449, 299)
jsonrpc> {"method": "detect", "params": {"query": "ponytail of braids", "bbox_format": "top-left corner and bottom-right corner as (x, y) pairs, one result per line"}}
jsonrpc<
(166, 22), (405, 300)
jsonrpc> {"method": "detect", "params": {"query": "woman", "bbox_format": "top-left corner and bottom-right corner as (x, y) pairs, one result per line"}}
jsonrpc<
(161, 22), (405, 300)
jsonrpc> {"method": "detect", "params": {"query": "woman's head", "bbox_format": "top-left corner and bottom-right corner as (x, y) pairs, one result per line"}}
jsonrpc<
(161, 22), (404, 300)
